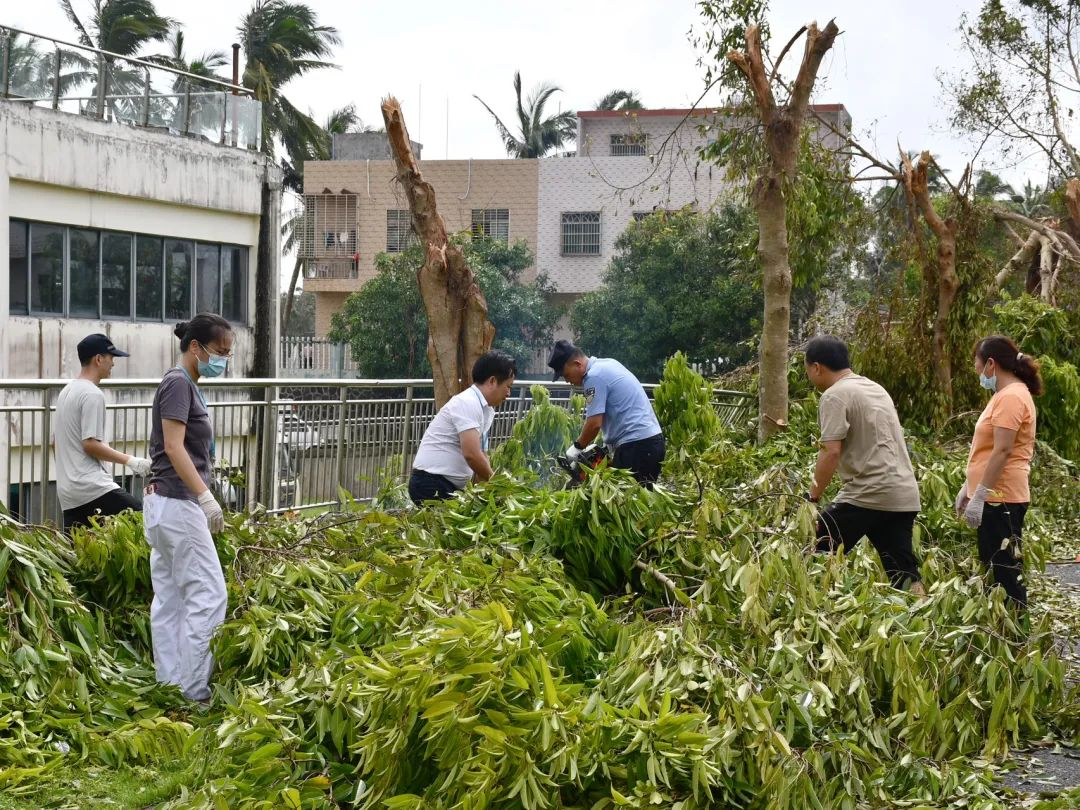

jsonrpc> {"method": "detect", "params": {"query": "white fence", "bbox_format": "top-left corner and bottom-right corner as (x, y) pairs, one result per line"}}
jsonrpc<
(0, 378), (755, 525)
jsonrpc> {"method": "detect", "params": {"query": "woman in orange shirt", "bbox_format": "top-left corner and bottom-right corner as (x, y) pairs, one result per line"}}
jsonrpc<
(956, 335), (1042, 608)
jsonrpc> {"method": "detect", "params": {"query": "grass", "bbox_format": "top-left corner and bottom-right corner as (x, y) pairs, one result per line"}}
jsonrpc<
(0, 743), (224, 809)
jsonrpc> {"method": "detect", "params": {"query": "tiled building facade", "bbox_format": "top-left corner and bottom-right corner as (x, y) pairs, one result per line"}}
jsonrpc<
(301, 105), (851, 338)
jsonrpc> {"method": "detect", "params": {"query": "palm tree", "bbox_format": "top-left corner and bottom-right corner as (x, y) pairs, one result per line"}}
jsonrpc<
(594, 89), (644, 111)
(238, 0), (340, 184)
(974, 169), (1015, 201)
(161, 29), (227, 90)
(1010, 180), (1051, 218)
(474, 71), (576, 158)
(60, 0), (173, 55)
(3, 30), (84, 99)
(58, 0), (174, 117)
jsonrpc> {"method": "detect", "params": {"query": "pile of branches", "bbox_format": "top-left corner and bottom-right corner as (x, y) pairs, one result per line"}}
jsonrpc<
(1, 364), (1078, 809)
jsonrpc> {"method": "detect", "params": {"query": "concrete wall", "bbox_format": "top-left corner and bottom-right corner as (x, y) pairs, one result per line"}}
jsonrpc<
(0, 102), (277, 379)
(536, 155), (727, 294)
(331, 132), (423, 161)
(303, 158), (539, 334)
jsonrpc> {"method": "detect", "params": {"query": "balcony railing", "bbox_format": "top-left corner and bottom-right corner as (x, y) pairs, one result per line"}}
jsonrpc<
(0, 24), (262, 151)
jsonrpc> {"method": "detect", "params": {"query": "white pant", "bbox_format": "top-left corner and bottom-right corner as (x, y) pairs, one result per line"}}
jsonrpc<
(143, 493), (227, 700)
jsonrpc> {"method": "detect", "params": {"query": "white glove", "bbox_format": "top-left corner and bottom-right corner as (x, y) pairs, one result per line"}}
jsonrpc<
(963, 484), (990, 529)
(565, 443), (583, 464)
(197, 489), (225, 533)
(126, 456), (152, 476)
(954, 485), (970, 518)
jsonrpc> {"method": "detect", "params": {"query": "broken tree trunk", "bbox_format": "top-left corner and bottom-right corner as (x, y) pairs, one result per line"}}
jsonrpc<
(381, 96), (495, 408)
(993, 231), (1040, 289)
(901, 149), (959, 413)
(728, 20), (840, 442)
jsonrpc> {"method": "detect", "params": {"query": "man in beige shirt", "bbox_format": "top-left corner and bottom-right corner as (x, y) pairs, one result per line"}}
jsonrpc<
(805, 335), (926, 595)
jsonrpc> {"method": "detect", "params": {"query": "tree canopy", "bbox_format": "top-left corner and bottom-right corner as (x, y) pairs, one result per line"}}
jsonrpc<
(328, 237), (560, 378)
(571, 207), (762, 382)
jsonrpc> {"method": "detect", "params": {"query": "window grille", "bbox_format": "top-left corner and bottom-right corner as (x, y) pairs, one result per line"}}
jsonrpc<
(610, 133), (648, 156)
(386, 209), (417, 253)
(560, 212), (601, 256)
(470, 208), (510, 242)
(298, 194), (358, 259)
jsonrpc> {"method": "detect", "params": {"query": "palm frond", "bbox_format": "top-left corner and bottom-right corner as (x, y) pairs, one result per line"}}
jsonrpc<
(474, 94), (526, 157)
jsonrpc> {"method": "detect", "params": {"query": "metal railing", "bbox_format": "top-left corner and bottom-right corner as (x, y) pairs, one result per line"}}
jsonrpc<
(0, 377), (755, 525)
(0, 24), (262, 150)
(280, 337), (361, 377)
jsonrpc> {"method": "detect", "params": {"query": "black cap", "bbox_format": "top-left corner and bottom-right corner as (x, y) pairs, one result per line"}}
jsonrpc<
(77, 333), (130, 365)
(547, 339), (578, 381)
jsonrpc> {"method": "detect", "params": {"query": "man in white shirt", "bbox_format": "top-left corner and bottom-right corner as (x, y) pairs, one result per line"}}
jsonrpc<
(408, 350), (516, 503)
(54, 334), (151, 532)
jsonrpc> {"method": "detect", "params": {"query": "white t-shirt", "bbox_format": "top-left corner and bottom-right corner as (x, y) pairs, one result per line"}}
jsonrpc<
(412, 385), (494, 488)
(53, 379), (120, 510)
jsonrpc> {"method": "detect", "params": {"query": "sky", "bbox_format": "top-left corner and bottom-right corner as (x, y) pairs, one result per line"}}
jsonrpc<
(10, 0), (1046, 284)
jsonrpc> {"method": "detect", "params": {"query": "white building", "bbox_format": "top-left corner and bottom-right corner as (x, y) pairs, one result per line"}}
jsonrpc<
(0, 28), (281, 520)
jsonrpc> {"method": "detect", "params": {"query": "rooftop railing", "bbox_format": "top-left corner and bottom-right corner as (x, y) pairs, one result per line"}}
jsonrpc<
(0, 24), (262, 151)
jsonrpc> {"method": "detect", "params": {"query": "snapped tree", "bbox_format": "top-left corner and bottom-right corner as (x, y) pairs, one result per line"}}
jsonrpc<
(381, 96), (495, 408)
(726, 20), (840, 441)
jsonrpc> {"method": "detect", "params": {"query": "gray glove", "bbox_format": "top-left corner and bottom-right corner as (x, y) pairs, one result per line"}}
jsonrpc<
(126, 456), (152, 476)
(963, 484), (989, 529)
(954, 485), (970, 518)
(197, 489), (225, 533)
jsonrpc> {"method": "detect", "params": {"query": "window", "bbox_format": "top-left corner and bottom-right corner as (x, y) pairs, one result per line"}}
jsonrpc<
(68, 228), (99, 317)
(165, 239), (193, 320)
(135, 236), (164, 321)
(6, 220), (249, 324)
(196, 244), (221, 314)
(471, 208), (509, 242)
(102, 233), (132, 317)
(386, 209), (416, 253)
(632, 210), (675, 222)
(610, 133), (648, 156)
(31, 223), (65, 315)
(221, 245), (246, 323)
(560, 212), (601, 256)
(9, 220), (28, 315)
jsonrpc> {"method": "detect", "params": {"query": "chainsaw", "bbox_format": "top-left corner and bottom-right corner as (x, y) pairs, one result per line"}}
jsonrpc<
(555, 443), (609, 488)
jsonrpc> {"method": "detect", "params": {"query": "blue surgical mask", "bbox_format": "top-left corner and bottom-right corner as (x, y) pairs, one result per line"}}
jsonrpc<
(979, 362), (997, 392)
(198, 343), (228, 378)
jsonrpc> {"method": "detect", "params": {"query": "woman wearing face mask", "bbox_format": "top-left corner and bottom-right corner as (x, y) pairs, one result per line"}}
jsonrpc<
(143, 314), (234, 701)
(957, 335), (1043, 608)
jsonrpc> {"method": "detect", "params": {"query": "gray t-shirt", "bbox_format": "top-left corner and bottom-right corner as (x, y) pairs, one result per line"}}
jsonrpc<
(149, 368), (214, 501)
(818, 374), (921, 512)
(54, 378), (120, 510)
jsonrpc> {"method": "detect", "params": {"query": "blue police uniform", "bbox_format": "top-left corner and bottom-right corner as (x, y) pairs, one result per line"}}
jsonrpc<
(583, 357), (665, 485)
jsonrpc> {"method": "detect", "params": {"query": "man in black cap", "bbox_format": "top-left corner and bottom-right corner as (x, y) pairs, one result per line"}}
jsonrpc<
(548, 339), (665, 487)
(54, 334), (150, 532)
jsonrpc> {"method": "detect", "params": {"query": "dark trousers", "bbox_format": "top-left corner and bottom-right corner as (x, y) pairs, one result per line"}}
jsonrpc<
(408, 469), (460, 505)
(63, 487), (141, 533)
(612, 433), (666, 488)
(977, 502), (1028, 609)
(815, 501), (921, 589)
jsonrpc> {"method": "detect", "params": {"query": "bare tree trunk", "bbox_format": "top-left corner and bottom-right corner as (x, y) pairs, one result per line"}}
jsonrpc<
(728, 20), (839, 442)
(1065, 178), (1080, 232)
(901, 150), (959, 411)
(1039, 237), (1055, 302)
(994, 231), (1040, 289)
(282, 255), (304, 336)
(381, 97), (494, 408)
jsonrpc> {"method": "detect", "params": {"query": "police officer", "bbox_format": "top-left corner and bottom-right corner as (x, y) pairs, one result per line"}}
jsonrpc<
(548, 340), (665, 487)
